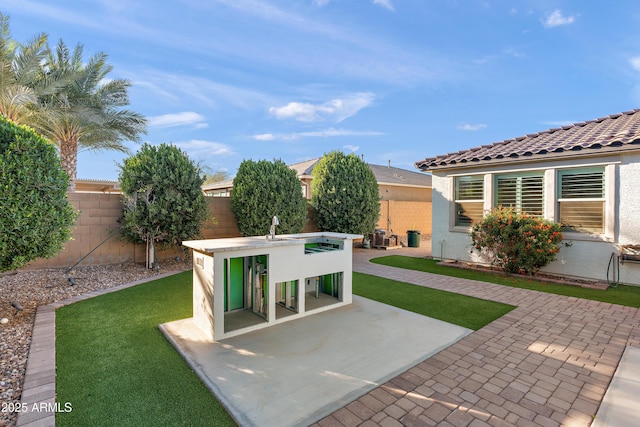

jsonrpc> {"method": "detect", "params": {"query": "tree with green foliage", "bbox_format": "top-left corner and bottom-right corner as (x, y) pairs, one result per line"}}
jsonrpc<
(119, 143), (209, 268)
(311, 151), (380, 235)
(0, 12), (49, 125)
(0, 116), (77, 272)
(0, 12), (147, 192)
(470, 206), (567, 275)
(35, 40), (146, 191)
(230, 159), (307, 236)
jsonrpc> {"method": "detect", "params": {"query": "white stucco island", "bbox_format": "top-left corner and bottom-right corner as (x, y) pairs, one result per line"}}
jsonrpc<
(182, 232), (362, 341)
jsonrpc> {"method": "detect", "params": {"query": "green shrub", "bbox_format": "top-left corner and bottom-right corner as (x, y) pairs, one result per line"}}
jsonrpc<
(119, 143), (209, 266)
(311, 151), (379, 235)
(230, 159), (307, 236)
(0, 116), (77, 271)
(470, 207), (566, 275)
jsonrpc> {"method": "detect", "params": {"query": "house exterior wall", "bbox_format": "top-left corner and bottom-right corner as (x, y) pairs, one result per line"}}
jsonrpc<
(431, 153), (640, 286)
(618, 152), (640, 245)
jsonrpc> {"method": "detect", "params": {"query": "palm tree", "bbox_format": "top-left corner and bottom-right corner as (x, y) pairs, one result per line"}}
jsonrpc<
(0, 12), (48, 124)
(34, 40), (147, 191)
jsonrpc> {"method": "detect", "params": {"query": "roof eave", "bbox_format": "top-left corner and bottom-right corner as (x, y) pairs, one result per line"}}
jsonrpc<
(416, 145), (640, 172)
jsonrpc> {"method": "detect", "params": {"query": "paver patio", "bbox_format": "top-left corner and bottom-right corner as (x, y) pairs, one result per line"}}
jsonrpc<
(312, 248), (640, 427)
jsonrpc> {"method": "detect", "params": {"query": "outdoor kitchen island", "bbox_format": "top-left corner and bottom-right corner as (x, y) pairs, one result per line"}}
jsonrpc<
(182, 232), (362, 341)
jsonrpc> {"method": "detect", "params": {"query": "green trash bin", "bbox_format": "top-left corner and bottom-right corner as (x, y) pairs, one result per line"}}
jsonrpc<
(407, 230), (421, 248)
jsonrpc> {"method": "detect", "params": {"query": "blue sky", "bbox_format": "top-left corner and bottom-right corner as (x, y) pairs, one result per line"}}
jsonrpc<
(5, 1), (640, 180)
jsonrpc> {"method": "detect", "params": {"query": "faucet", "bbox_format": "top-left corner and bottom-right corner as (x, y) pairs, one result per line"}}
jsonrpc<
(268, 215), (279, 240)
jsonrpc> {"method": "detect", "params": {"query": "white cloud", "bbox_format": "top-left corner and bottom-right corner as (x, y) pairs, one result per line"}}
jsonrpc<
(314, 0), (393, 11)
(373, 0), (395, 12)
(458, 123), (487, 131)
(543, 10), (576, 28)
(253, 133), (276, 141)
(343, 144), (360, 152)
(269, 92), (375, 123)
(254, 127), (383, 141)
(131, 69), (276, 111)
(173, 140), (235, 156)
(147, 112), (208, 128)
(630, 57), (640, 72)
(291, 128), (383, 139)
(269, 102), (320, 122)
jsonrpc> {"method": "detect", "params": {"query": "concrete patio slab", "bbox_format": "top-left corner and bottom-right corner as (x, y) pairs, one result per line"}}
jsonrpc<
(161, 295), (472, 427)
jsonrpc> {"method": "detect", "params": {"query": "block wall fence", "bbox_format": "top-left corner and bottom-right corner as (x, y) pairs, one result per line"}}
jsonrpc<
(25, 193), (431, 270)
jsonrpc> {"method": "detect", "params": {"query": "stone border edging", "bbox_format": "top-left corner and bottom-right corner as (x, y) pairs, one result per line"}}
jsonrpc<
(15, 270), (186, 427)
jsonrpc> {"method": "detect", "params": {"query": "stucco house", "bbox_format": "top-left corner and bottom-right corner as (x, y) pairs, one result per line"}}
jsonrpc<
(415, 109), (640, 286)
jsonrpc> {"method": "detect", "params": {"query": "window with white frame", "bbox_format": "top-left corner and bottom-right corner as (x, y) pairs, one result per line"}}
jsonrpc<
(495, 174), (544, 216)
(558, 168), (605, 234)
(454, 175), (484, 226)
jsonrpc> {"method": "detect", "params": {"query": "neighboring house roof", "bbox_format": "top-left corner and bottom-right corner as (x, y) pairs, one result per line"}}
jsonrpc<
(289, 158), (320, 178)
(202, 178), (234, 192)
(415, 109), (640, 171)
(201, 158), (432, 192)
(76, 179), (121, 193)
(368, 163), (432, 187)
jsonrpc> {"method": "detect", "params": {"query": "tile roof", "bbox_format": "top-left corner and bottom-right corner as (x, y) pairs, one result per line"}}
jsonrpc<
(415, 109), (640, 171)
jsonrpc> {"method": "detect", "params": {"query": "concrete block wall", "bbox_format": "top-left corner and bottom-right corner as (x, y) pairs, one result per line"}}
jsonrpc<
(201, 198), (241, 239)
(27, 193), (145, 269)
(376, 200), (432, 243)
(25, 195), (431, 270)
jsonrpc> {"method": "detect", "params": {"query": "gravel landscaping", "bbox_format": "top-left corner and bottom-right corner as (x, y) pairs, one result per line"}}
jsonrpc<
(0, 259), (191, 427)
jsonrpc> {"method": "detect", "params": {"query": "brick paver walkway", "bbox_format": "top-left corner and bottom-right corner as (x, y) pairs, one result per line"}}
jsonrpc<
(312, 248), (640, 427)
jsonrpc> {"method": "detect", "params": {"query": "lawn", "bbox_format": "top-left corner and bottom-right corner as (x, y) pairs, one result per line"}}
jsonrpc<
(353, 272), (515, 330)
(55, 271), (236, 427)
(370, 255), (640, 308)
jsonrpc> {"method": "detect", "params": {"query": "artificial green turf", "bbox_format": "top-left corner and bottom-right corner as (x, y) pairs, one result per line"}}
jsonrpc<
(370, 255), (640, 308)
(55, 271), (236, 427)
(353, 272), (515, 330)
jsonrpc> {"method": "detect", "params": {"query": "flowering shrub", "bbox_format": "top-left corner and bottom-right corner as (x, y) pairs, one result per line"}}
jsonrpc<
(470, 207), (565, 275)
